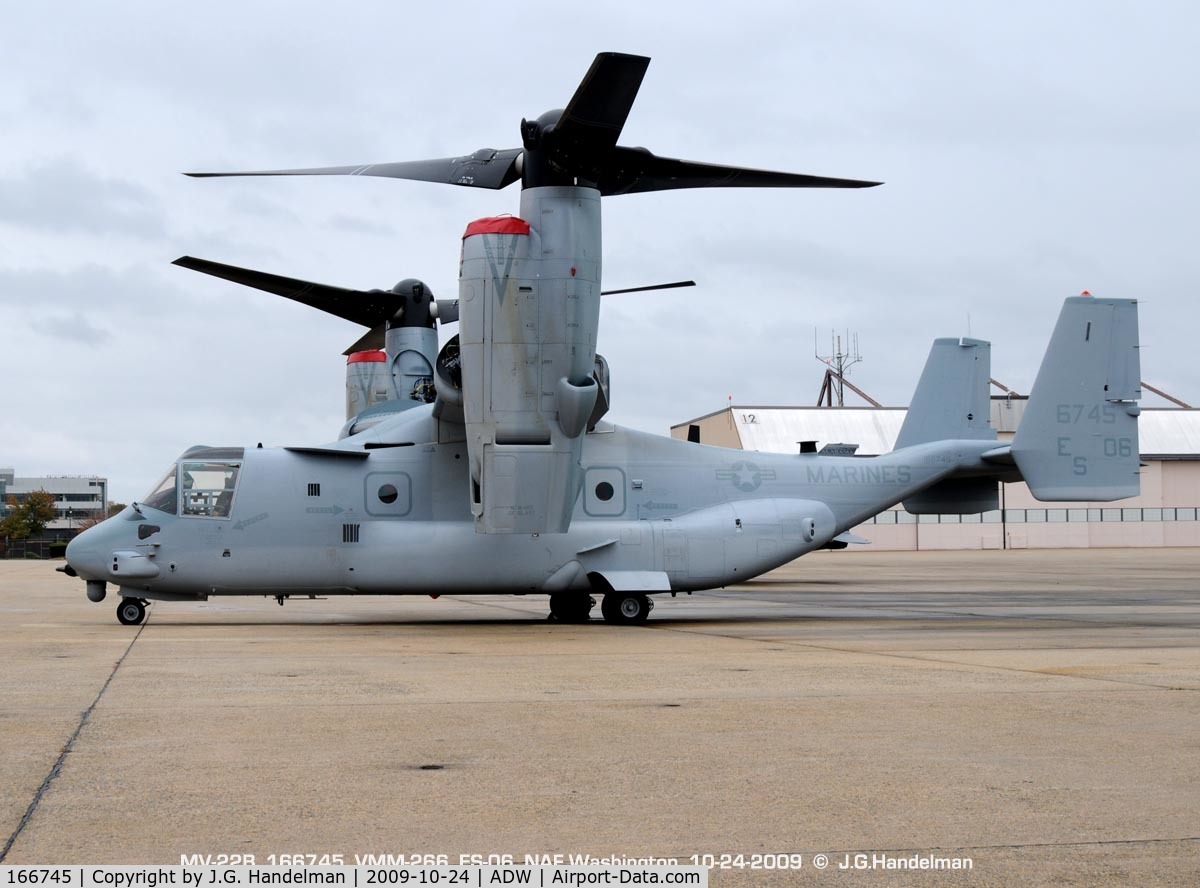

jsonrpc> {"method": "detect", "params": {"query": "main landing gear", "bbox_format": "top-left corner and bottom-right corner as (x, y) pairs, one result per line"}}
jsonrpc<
(548, 592), (595, 623)
(600, 592), (653, 624)
(546, 589), (655, 625)
(116, 597), (148, 626)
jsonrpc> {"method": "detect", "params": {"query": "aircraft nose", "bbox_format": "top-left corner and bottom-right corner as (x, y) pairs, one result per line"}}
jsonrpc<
(65, 523), (111, 581)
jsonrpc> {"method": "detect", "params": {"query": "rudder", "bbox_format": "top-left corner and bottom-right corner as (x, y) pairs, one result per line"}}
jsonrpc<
(1011, 297), (1140, 500)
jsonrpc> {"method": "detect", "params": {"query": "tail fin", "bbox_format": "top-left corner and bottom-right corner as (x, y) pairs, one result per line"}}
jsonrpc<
(894, 337), (994, 449)
(1011, 297), (1140, 501)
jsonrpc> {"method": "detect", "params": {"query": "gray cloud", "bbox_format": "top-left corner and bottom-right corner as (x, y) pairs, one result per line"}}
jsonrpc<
(326, 214), (396, 237)
(29, 312), (111, 345)
(0, 158), (165, 236)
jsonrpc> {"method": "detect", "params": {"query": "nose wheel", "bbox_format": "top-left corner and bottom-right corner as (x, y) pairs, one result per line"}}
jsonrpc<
(116, 597), (147, 626)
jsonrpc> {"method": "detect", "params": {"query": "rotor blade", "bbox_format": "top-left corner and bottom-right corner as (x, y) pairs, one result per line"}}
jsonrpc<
(173, 256), (397, 327)
(597, 147), (882, 196)
(343, 324), (387, 355)
(185, 148), (523, 190)
(601, 280), (696, 295)
(556, 53), (651, 159)
(435, 299), (459, 324)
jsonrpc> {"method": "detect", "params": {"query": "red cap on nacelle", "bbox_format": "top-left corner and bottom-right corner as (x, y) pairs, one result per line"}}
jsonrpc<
(463, 215), (531, 238)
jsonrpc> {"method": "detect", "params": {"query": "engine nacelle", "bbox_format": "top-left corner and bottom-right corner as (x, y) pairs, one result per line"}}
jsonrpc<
(457, 187), (602, 534)
(345, 350), (389, 421)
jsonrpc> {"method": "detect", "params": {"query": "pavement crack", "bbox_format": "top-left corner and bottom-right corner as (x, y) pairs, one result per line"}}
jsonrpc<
(0, 611), (150, 862)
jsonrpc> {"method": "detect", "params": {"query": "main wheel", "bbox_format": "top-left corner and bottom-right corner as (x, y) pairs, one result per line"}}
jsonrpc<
(116, 598), (146, 626)
(549, 592), (595, 623)
(601, 592), (652, 624)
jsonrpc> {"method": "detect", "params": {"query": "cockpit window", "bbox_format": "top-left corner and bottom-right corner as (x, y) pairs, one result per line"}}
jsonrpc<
(142, 465), (179, 514)
(181, 462), (240, 518)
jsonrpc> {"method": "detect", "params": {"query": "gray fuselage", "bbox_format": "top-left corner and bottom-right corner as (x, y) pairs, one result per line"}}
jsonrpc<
(66, 405), (993, 601)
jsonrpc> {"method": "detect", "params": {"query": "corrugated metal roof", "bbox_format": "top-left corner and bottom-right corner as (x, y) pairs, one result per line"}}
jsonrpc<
(724, 406), (1200, 456)
(733, 407), (907, 455)
(1140, 409), (1200, 455)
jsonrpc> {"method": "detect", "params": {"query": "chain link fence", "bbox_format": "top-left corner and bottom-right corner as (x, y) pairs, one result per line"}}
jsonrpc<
(1, 538), (68, 559)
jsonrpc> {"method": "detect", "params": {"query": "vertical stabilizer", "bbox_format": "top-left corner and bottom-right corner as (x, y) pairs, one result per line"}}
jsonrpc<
(1012, 297), (1140, 501)
(895, 338), (993, 449)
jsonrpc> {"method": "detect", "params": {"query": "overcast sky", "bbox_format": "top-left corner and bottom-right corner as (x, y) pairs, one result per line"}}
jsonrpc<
(2, 1), (1198, 504)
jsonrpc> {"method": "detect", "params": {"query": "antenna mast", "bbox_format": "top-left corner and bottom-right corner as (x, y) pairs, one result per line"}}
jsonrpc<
(814, 330), (864, 407)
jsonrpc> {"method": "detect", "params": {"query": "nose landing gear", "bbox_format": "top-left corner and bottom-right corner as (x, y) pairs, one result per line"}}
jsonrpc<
(116, 597), (148, 626)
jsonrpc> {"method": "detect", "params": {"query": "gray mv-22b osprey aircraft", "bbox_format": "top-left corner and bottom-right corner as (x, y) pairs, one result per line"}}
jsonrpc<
(63, 53), (1142, 626)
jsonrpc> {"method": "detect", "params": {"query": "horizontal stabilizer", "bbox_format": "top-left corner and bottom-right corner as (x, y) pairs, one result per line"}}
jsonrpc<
(1012, 297), (1140, 501)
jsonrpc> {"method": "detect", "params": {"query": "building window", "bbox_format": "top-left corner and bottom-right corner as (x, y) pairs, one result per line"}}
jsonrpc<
(1143, 508), (1162, 522)
(1122, 508), (1142, 522)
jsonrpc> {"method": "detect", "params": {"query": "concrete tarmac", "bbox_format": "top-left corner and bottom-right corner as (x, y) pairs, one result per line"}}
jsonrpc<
(1, 549), (1198, 886)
